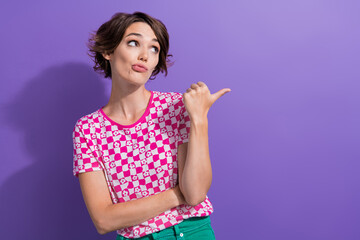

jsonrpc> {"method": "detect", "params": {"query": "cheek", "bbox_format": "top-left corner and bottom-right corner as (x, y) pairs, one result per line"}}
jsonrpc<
(112, 53), (132, 72)
(112, 60), (127, 75)
(151, 55), (160, 69)
(115, 50), (132, 64)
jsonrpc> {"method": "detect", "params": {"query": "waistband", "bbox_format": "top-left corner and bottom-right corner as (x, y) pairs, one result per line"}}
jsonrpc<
(117, 216), (211, 239)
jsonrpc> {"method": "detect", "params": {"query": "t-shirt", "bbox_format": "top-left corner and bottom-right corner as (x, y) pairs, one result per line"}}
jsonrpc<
(72, 90), (214, 238)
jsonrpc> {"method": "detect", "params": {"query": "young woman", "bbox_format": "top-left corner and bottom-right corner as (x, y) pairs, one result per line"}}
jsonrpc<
(72, 11), (231, 239)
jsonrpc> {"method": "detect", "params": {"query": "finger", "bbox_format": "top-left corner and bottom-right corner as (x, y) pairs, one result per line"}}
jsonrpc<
(211, 88), (231, 102)
(196, 81), (208, 90)
(196, 81), (207, 87)
(190, 83), (199, 89)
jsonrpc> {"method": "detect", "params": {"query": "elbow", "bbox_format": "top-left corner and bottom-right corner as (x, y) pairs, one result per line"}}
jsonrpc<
(94, 210), (127, 235)
(95, 220), (108, 235)
(180, 184), (208, 207)
(96, 226), (108, 235)
(97, 228), (107, 235)
(92, 205), (121, 235)
(93, 216), (111, 235)
(185, 194), (207, 207)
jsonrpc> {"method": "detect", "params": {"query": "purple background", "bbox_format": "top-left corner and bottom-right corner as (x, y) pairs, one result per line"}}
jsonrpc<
(1, 1), (359, 239)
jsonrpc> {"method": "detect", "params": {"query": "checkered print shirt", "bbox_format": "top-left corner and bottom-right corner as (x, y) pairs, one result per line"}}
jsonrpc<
(72, 90), (213, 238)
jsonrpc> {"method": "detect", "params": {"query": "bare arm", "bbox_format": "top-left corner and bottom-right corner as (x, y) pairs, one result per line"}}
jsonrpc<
(78, 170), (186, 235)
(178, 82), (230, 206)
(177, 119), (212, 206)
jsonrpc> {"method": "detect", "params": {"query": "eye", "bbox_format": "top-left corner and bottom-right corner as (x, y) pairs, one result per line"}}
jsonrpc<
(127, 40), (138, 47)
(151, 46), (159, 53)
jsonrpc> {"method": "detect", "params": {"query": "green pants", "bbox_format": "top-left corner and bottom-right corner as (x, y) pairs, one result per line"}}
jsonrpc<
(116, 216), (215, 240)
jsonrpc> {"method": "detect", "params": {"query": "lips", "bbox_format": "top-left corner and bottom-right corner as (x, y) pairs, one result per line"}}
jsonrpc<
(132, 64), (148, 72)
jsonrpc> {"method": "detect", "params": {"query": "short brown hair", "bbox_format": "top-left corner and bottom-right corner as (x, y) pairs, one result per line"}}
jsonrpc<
(87, 12), (173, 80)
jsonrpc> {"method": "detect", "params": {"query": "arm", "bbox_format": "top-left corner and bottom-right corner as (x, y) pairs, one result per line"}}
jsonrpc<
(78, 170), (185, 235)
(177, 82), (231, 206)
(177, 119), (212, 206)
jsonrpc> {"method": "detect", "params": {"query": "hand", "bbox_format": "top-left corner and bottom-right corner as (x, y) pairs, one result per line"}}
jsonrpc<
(183, 81), (231, 121)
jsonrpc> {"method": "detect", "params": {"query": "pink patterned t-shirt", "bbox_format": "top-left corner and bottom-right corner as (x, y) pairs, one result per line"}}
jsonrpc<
(72, 90), (214, 238)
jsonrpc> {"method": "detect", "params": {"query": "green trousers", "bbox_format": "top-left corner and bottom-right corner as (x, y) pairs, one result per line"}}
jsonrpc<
(116, 216), (215, 240)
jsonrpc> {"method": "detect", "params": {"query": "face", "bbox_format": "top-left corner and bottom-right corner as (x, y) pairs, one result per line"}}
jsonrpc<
(103, 22), (160, 85)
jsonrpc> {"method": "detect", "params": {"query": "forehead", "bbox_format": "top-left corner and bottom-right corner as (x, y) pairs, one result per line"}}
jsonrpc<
(124, 22), (157, 40)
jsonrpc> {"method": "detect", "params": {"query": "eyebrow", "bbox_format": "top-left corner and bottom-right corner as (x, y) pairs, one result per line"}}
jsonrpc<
(125, 33), (159, 43)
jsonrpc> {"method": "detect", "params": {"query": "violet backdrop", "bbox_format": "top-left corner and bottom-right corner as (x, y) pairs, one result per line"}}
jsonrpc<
(0, 0), (359, 239)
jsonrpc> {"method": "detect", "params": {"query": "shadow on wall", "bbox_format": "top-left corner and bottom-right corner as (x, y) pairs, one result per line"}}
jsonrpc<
(1, 63), (115, 240)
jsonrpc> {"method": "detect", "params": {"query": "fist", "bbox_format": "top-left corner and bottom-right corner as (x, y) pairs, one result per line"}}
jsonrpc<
(182, 81), (231, 121)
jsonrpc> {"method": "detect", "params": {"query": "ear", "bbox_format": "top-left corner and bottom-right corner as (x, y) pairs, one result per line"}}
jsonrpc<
(102, 52), (111, 61)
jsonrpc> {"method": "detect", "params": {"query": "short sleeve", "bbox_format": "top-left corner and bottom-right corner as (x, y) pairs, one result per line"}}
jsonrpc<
(177, 98), (191, 145)
(72, 122), (103, 178)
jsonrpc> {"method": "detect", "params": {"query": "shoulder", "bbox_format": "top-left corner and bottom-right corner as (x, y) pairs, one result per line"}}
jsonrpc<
(73, 108), (102, 131)
(152, 90), (184, 108)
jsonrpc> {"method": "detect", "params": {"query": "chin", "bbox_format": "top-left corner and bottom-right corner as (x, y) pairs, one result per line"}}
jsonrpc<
(127, 77), (150, 86)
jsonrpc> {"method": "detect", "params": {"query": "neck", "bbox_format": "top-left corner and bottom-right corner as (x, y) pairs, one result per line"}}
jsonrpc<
(103, 80), (151, 120)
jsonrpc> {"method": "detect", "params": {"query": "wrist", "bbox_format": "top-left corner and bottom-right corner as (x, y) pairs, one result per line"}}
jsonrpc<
(190, 117), (208, 126)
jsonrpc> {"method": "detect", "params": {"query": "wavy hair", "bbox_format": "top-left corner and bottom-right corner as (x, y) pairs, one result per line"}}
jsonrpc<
(87, 11), (173, 80)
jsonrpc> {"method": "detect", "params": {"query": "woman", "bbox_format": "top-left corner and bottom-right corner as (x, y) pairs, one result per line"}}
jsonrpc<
(72, 11), (231, 239)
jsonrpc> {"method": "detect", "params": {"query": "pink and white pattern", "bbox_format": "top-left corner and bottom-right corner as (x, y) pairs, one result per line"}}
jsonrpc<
(72, 91), (213, 238)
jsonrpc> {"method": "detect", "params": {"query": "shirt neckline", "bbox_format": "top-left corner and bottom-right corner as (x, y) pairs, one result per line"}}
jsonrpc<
(99, 90), (154, 129)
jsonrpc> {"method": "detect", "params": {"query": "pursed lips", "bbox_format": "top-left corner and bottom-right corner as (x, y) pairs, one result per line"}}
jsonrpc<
(132, 64), (148, 72)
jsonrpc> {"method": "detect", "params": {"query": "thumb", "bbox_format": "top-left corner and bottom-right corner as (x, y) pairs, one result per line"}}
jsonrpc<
(211, 88), (231, 103)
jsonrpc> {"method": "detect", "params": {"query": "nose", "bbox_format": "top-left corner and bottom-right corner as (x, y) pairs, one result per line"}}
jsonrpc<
(138, 47), (148, 62)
